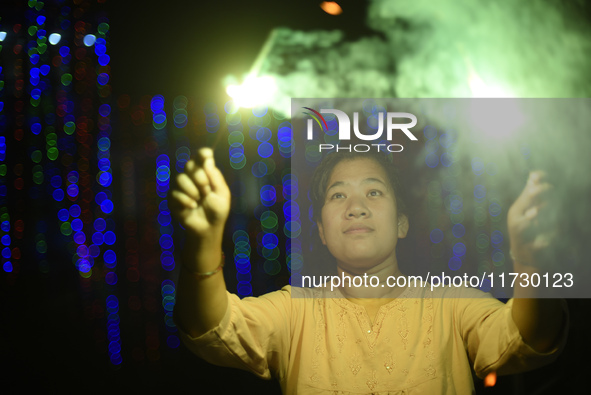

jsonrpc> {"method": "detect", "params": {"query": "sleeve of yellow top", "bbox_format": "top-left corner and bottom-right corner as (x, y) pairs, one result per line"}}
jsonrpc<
(456, 290), (568, 379)
(173, 285), (293, 380)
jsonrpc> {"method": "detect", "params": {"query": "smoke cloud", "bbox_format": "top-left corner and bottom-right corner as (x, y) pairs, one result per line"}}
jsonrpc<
(253, 1), (591, 283)
(257, 0), (590, 110)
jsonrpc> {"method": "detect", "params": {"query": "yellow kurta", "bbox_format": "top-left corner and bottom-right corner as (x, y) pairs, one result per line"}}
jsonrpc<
(175, 285), (567, 394)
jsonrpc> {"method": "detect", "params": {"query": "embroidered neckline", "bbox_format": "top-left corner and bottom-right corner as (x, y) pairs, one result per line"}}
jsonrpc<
(330, 285), (418, 314)
(324, 286), (421, 349)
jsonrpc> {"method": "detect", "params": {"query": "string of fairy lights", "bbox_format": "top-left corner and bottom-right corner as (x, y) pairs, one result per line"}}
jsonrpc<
(27, 4), (47, 275)
(0, 24), (7, 274)
(0, 0), (124, 367)
(225, 102), (255, 296)
(151, 95), (180, 350)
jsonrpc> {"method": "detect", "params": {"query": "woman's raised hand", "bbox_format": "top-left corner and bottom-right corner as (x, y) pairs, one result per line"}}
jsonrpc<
(507, 170), (555, 266)
(170, 148), (231, 240)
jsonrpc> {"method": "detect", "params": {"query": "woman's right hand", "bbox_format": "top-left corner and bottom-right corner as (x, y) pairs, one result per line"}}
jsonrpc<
(170, 148), (231, 240)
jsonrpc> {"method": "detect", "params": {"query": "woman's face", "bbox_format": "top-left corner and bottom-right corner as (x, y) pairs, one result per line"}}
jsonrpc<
(317, 157), (409, 273)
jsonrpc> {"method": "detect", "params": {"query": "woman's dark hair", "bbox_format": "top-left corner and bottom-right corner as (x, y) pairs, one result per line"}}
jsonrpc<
(309, 151), (408, 223)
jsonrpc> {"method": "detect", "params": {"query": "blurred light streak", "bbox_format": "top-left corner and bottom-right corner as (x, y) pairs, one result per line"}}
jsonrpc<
(320, 2), (343, 15)
(225, 30), (278, 109)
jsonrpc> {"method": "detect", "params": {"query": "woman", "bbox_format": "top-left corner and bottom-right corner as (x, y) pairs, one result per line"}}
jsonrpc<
(171, 148), (567, 394)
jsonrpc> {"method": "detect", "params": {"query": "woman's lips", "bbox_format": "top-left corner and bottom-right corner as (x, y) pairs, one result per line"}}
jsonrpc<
(344, 226), (374, 234)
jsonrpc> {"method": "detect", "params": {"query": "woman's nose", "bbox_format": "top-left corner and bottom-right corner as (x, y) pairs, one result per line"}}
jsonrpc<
(346, 197), (368, 218)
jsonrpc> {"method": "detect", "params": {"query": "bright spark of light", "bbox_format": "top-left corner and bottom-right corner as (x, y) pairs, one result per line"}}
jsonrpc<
(226, 75), (277, 109)
(468, 71), (510, 98)
(465, 70), (525, 141)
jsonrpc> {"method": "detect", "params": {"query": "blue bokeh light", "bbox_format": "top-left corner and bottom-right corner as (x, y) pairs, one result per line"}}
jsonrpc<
(430, 228), (444, 243)
(257, 142), (273, 158)
(83, 34), (96, 46)
(48, 33), (61, 45)
(491, 230), (504, 245)
(453, 242), (466, 257)
(448, 256), (462, 271)
(452, 223), (465, 238)
(474, 185), (486, 199)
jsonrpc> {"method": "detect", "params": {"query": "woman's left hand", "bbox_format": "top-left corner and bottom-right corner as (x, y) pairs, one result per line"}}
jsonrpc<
(508, 172), (565, 353)
(507, 170), (555, 267)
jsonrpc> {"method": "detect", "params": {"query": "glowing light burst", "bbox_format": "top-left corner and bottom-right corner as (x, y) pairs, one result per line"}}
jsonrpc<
(224, 29), (278, 109)
(226, 74), (277, 109)
(464, 67), (525, 142)
(468, 72), (510, 98)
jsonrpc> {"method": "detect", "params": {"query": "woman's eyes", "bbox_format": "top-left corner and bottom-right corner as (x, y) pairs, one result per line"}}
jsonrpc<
(330, 190), (382, 199)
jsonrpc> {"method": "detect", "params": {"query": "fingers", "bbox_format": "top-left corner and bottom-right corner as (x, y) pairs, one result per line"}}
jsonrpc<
(194, 166), (212, 197)
(197, 148), (229, 195)
(170, 189), (197, 210)
(185, 155), (211, 198)
(197, 147), (214, 164)
(509, 171), (557, 246)
(514, 199), (551, 233)
(176, 173), (200, 201)
(524, 205), (538, 219)
(532, 231), (557, 249)
(170, 169), (198, 212)
(529, 170), (550, 184)
(509, 171), (560, 265)
(511, 233), (556, 265)
(175, 148), (228, 202)
(526, 183), (553, 208)
(204, 161), (229, 195)
(512, 171), (554, 215)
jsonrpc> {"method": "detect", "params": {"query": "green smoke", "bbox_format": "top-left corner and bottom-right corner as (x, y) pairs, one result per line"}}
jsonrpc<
(251, 0), (590, 111)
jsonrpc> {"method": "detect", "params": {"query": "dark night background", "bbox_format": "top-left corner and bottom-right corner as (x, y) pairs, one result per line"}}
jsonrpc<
(2, 1), (590, 394)
(107, 0), (375, 99)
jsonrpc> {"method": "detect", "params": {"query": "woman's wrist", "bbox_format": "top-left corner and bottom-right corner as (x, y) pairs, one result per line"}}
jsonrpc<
(185, 225), (224, 245)
(181, 230), (224, 273)
(181, 252), (225, 278)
